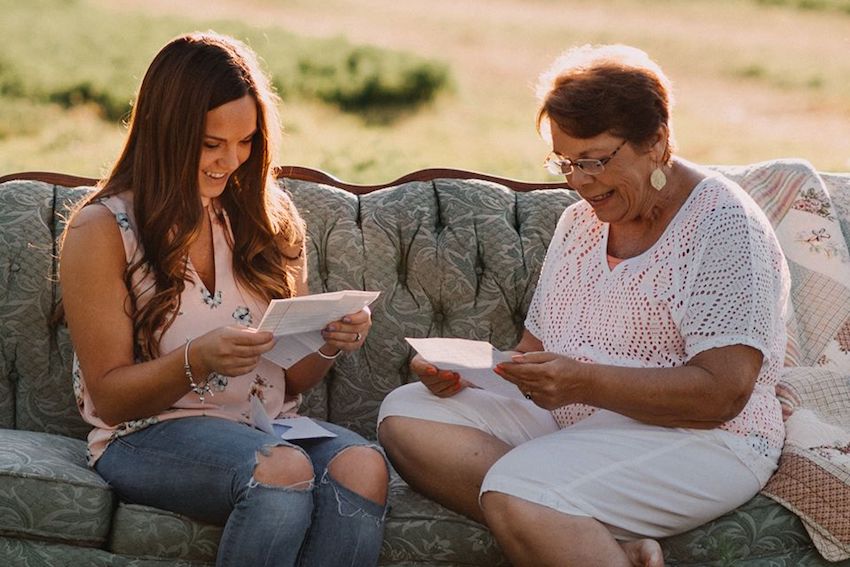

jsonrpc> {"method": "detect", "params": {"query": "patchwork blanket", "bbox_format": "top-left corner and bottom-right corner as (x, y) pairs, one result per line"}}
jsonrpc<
(765, 368), (850, 562)
(721, 159), (850, 561)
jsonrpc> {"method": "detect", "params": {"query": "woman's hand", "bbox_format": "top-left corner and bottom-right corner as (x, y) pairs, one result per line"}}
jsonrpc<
(495, 351), (588, 410)
(410, 354), (466, 397)
(320, 306), (372, 355)
(190, 326), (276, 377)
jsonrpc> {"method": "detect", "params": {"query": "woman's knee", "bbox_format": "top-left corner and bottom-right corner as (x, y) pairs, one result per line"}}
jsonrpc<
(481, 491), (525, 529)
(327, 446), (389, 505)
(376, 415), (408, 451)
(254, 445), (314, 489)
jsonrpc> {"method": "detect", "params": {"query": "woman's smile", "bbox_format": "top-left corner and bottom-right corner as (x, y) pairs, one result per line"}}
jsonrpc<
(584, 189), (615, 205)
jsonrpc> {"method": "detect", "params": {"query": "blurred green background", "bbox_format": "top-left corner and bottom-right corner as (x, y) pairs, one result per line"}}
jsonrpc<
(2, 0), (849, 183)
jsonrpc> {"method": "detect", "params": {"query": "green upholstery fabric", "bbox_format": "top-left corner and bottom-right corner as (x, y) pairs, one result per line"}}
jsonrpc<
(383, 469), (835, 567)
(0, 180), (91, 439)
(286, 178), (575, 438)
(0, 536), (211, 566)
(108, 503), (221, 563)
(382, 467), (509, 566)
(662, 494), (827, 566)
(1, 168), (850, 566)
(0, 430), (113, 547)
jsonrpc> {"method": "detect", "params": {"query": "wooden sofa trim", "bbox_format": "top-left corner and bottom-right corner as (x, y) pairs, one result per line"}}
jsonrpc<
(0, 167), (572, 195)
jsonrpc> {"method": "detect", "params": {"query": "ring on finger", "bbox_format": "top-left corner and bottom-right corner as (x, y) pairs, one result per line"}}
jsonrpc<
(355, 332), (362, 342)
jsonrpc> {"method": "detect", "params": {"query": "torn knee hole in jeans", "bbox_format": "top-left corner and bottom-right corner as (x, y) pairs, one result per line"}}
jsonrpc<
(319, 470), (384, 524)
(249, 444), (314, 491)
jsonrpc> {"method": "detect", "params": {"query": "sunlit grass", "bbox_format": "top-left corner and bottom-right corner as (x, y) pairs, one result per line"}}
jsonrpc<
(2, 0), (850, 182)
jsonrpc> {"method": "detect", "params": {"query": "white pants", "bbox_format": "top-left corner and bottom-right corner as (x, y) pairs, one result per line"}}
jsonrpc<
(378, 382), (769, 540)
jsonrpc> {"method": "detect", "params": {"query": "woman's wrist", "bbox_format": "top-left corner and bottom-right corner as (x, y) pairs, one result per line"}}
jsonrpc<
(184, 338), (213, 403)
(316, 345), (342, 360)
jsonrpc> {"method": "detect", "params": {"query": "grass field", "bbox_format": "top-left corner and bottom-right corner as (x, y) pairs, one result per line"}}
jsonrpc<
(2, 0), (849, 182)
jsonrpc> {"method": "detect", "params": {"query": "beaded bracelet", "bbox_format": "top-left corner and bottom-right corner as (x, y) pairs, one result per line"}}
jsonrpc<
(184, 338), (213, 403)
(316, 347), (342, 360)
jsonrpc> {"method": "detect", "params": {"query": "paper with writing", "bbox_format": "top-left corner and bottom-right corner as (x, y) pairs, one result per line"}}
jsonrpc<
(257, 290), (380, 368)
(405, 337), (525, 400)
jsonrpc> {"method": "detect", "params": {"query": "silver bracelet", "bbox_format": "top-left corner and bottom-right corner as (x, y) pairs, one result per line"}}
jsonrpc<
(184, 338), (213, 403)
(316, 347), (342, 361)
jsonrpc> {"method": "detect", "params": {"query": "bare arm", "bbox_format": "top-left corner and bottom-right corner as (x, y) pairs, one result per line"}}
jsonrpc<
(496, 329), (762, 429)
(61, 204), (274, 426)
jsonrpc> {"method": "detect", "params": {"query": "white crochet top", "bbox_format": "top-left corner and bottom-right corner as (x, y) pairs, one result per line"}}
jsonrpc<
(526, 175), (790, 460)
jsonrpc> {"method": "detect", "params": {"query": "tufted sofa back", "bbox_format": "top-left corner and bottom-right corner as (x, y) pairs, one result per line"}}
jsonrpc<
(284, 173), (577, 437)
(1, 161), (849, 441)
(0, 170), (576, 440)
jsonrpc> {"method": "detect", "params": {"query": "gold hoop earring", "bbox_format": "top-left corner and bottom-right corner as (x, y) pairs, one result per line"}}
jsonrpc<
(650, 167), (667, 191)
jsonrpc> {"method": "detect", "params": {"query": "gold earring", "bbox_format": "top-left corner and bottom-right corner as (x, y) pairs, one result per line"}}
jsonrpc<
(650, 167), (667, 191)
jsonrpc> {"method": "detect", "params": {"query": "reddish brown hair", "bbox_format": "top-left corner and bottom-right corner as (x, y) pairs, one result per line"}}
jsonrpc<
(536, 44), (675, 162)
(64, 32), (304, 359)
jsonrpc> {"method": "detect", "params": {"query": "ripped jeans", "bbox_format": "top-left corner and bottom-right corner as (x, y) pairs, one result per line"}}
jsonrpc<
(95, 416), (387, 567)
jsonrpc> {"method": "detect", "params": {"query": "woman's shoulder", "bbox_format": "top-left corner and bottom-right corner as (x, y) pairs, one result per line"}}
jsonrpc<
(678, 172), (772, 235)
(681, 173), (781, 258)
(556, 198), (598, 235)
(92, 190), (134, 215)
(65, 190), (137, 259)
(690, 172), (761, 214)
(62, 201), (128, 270)
(69, 199), (122, 234)
(560, 197), (595, 224)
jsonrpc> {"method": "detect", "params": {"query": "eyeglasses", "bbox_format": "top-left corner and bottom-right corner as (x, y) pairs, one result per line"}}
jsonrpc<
(543, 139), (627, 177)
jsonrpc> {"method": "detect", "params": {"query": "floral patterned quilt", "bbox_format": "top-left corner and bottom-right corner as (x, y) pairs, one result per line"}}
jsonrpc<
(719, 160), (850, 562)
(764, 367), (850, 562)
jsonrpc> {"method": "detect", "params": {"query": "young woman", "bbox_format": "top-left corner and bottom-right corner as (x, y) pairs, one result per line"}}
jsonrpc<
(60, 32), (387, 567)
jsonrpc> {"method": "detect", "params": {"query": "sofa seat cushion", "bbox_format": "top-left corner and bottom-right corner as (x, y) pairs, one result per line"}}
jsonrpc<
(0, 429), (113, 547)
(661, 494), (821, 566)
(383, 467), (821, 566)
(108, 502), (221, 563)
(382, 467), (508, 566)
(0, 535), (209, 567)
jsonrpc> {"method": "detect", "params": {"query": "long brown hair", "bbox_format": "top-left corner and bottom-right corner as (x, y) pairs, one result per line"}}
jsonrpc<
(64, 31), (304, 360)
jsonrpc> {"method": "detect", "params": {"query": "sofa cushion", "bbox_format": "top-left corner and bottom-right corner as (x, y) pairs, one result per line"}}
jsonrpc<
(0, 535), (210, 566)
(383, 467), (823, 566)
(286, 177), (578, 439)
(382, 467), (508, 566)
(661, 494), (821, 566)
(108, 503), (221, 564)
(0, 180), (94, 439)
(0, 429), (113, 547)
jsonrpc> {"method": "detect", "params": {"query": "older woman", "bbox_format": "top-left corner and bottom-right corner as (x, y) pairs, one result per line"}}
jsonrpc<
(378, 44), (789, 567)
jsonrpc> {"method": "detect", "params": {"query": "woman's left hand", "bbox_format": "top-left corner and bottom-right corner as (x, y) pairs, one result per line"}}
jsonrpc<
(320, 306), (371, 354)
(494, 351), (588, 410)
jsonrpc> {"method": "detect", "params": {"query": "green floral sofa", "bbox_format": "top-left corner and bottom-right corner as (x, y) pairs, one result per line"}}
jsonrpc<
(1, 161), (849, 566)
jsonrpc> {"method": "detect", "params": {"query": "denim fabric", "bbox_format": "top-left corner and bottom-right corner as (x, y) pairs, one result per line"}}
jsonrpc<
(95, 416), (387, 567)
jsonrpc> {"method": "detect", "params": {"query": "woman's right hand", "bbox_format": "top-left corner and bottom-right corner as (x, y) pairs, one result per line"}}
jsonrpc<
(411, 354), (465, 397)
(190, 326), (276, 378)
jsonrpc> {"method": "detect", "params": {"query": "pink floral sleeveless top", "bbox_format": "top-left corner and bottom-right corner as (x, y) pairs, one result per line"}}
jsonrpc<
(72, 192), (299, 464)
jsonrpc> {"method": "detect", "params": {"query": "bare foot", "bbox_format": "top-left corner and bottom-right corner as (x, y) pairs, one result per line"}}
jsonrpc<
(621, 539), (664, 567)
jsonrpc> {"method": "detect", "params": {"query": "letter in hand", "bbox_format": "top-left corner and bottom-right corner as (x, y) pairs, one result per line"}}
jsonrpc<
(411, 354), (465, 398)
